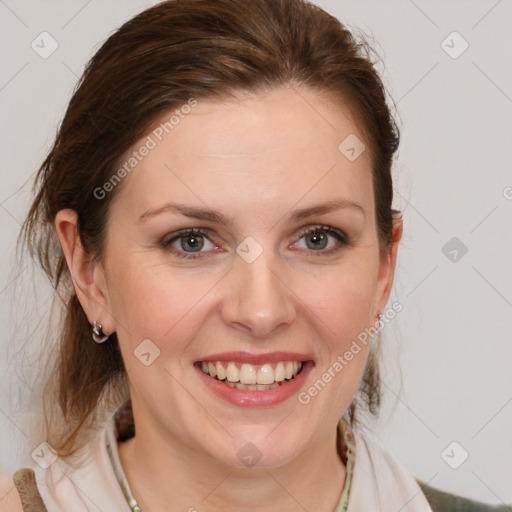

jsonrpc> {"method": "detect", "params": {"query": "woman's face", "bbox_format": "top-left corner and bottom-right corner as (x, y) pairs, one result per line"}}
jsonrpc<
(96, 86), (399, 468)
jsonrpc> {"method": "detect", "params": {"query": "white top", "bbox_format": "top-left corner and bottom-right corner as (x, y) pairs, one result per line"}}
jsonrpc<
(31, 403), (432, 511)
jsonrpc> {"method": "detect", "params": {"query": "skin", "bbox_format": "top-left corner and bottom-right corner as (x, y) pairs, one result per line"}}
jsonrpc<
(55, 85), (402, 511)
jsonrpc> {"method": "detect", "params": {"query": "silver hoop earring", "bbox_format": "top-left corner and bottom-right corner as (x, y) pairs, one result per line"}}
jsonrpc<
(92, 320), (109, 343)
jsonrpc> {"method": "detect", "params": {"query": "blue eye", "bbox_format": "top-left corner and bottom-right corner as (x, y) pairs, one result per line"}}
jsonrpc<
(161, 228), (217, 260)
(292, 225), (347, 256)
(161, 225), (348, 260)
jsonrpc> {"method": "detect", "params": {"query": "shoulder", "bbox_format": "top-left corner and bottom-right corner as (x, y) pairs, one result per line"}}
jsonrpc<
(0, 471), (23, 512)
(350, 426), (510, 512)
(417, 479), (511, 512)
(2, 468), (47, 512)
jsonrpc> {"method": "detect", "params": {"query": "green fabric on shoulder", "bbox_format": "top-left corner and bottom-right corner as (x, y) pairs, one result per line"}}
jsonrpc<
(417, 479), (512, 512)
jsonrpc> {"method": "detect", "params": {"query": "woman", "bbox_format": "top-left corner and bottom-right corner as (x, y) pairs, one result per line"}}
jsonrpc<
(7, 0), (508, 510)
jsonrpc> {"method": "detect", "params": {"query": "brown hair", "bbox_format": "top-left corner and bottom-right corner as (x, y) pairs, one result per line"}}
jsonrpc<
(19, 0), (400, 460)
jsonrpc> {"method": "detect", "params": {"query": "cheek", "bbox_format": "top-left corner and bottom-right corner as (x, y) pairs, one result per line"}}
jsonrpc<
(106, 253), (218, 346)
(297, 255), (378, 339)
(304, 281), (374, 390)
(294, 253), (378, 403)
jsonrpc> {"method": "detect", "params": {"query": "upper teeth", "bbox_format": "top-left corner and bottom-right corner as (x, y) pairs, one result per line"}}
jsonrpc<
(200, 361), (303, 385)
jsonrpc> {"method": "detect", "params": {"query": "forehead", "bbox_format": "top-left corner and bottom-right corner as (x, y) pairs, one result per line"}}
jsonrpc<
(110, 86), (374, 224)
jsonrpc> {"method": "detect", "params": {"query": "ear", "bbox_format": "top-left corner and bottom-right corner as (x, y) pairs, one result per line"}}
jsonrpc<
(373, 212), (403, 319)
(54, 208), (115, 335)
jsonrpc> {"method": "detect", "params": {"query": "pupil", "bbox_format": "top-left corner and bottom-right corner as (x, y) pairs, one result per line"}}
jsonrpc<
(182, 233), (203, 252)
(307, 230), (327, 250)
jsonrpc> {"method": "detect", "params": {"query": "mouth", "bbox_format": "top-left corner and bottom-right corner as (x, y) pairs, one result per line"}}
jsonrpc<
(193, 352), (314, 407)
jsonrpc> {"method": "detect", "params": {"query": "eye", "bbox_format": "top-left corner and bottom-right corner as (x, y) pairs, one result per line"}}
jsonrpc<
(161, 228), (218, 259)
(161, 225), (348, 260)
(292, 225), (347, 255)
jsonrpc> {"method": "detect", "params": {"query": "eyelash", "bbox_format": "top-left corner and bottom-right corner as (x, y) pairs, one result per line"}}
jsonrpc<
(161, 225), (348, 260)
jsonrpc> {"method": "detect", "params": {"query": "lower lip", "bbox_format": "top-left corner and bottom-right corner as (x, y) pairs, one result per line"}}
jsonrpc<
(194, 361), (314, 408)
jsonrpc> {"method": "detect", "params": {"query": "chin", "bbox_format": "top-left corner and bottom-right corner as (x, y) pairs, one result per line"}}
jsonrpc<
(203, 428), (305, 471)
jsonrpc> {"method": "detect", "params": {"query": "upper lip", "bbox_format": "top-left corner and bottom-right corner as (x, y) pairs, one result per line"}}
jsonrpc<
(195, 351), (313, 365)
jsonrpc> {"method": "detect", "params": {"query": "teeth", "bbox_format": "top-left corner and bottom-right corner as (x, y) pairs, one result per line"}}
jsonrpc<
(216, 362), (226, 380)
(240, 364), (257, 384)
(199, 360), (303, 386)
(226, 362), (239, 382)
(285, 362), (293, 380)
(257, 364), (275, 384)
(274, 362), (285, 382)
(234, 382), (280, 391)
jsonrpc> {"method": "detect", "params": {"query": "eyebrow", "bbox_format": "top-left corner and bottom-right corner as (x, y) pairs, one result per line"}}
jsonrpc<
(138, 199), (365, 225)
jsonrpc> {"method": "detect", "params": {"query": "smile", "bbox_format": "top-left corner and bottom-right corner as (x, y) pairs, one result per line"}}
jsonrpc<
(198, 360), (303, 391)
(194, 352), (314, 407)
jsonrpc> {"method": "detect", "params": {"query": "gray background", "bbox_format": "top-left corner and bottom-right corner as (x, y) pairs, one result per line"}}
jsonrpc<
(1, 0), (511, 506)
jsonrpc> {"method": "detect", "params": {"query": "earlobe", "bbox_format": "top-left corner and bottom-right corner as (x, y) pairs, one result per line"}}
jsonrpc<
(54, 209), (115, 335)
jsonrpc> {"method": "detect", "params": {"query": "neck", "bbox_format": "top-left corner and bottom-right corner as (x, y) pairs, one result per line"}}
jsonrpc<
(118, 418), (346, 512)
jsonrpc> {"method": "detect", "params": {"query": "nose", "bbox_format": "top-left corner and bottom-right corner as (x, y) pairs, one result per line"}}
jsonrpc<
(220, 250), (297, 339)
